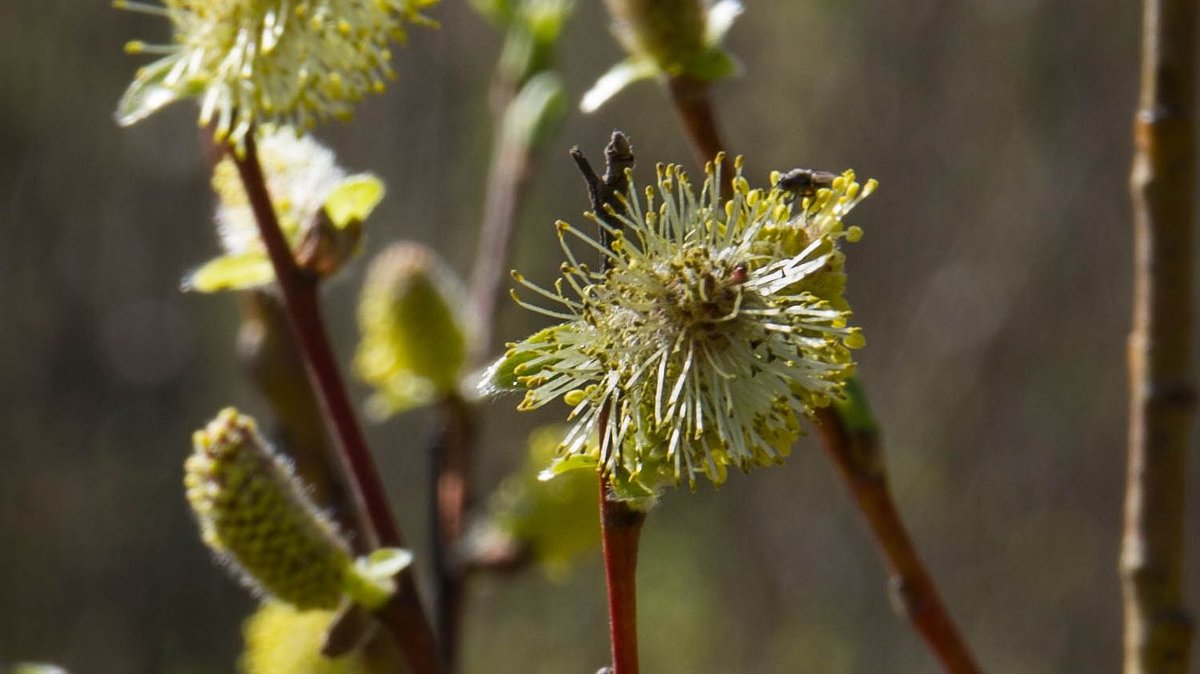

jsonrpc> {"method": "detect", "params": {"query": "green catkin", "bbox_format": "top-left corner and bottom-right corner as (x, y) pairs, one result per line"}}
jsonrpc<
(185, 408), (354, 610)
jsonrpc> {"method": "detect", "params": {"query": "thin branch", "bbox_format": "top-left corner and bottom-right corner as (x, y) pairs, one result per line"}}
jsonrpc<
(1122, 0), (1197, 671)
(570, 131), (634, 242)
(229, 134), (443, 674)
(435, 61), (550, 668)
(468, 89), (537, 359)
(599, 473), (645, 674)
(665, 76), (733, 192)
(430, 393), (474, 672)
(815, 403), (980, 674)
(661, 74), (982, 674)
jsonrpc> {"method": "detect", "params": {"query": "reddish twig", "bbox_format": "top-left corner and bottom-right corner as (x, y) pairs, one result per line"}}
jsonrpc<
(816, 406), (980, 674)
(230, 134), (442, 674)
(599, 473), (645, 674)
(665, 76), (734, 191)
(1121, 0), (1197, 671)
(432, 61), (542, 669)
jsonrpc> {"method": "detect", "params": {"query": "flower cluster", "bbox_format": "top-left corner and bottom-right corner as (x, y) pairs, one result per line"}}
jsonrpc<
(493, 157), (875, 503)
(116, 0), (437, 147)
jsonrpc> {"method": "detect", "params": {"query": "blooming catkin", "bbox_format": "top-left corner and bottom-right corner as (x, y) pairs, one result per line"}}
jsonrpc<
(116, 0), (438, 147)
(186, 408), (354, 610)
(493, 156), (876, 503)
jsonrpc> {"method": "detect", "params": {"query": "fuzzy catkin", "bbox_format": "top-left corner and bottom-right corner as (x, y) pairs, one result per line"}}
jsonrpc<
(186, 408), (353, 610)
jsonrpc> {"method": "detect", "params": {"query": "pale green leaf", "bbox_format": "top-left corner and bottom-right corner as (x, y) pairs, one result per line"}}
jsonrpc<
(184, 253), (274, 293)
(537, 453), (598, 481)
(324, 174), (385, 229)
(114, 57), (188, 127)
(580, 57), (658, 113)
(503, 72), (567, 148)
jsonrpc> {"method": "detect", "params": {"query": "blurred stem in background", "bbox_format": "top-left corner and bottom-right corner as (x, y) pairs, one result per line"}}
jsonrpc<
(1121, 0), (1196, 671)
(429, 2), (571, 669)
(229, 134), (443, 674)
(585, 2), (982, 672)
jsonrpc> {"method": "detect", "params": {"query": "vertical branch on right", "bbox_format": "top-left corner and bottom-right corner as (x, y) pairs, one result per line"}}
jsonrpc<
(1122, 0), (1197, 672)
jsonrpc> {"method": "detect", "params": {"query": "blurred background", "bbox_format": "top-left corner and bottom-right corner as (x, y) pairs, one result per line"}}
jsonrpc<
(1, 0), (1195, 672)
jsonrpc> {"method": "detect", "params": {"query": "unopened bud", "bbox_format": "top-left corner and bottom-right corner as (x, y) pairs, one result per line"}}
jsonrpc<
(186, 409), (407, 610)
(355, 243), (471, 416)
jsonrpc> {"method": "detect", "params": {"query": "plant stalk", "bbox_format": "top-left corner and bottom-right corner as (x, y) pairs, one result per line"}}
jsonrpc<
(815, 404), (980, 674)
(430, 60), (545, 668)
(666, 76), (733, 190)
(1122, 0), (1197, 671)
(599, 474), (645, 674)
(230, 134), (442, 674)
(430, 393), (474, 672)
(468, 87), (536, 359)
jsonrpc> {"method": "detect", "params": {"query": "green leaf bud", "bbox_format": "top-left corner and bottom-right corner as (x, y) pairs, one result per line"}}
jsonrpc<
(583, 0), (742, 111)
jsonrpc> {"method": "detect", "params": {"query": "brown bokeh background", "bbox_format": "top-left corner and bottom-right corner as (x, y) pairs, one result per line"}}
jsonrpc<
(2, 1), (1198, 672)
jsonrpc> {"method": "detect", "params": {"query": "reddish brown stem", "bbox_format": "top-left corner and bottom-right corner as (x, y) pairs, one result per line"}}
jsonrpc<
(435, 69), (538, 670)
(231, 136), (401, 551)
(816, 408), (981, 674)
(666, 76), (734, 187)
(1122, 0), (1197, 671)
(230, 135), (442, 674)
(430, 393), (474, 672)
(599, 475), (645, 674)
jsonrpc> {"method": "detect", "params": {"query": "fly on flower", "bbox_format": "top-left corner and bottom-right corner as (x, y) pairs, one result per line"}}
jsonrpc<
(486, 154), (877, 506)
(774, 168), (838, 199)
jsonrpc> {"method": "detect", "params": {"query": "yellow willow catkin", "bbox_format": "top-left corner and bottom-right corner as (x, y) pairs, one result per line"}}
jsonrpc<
(185, 408), (354, 610)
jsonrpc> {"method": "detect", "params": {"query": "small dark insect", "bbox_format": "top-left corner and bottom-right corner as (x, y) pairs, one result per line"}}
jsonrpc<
(774, 168), (837, 198)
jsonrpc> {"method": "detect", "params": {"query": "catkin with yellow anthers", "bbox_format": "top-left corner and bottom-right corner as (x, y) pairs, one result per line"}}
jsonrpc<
(186, 408), (354, 610)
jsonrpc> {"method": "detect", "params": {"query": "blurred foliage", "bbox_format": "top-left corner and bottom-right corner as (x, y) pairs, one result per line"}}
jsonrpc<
(486, 425), (600, 576)
(240, 601), (405, 674)
(355, 242), (471, 416)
